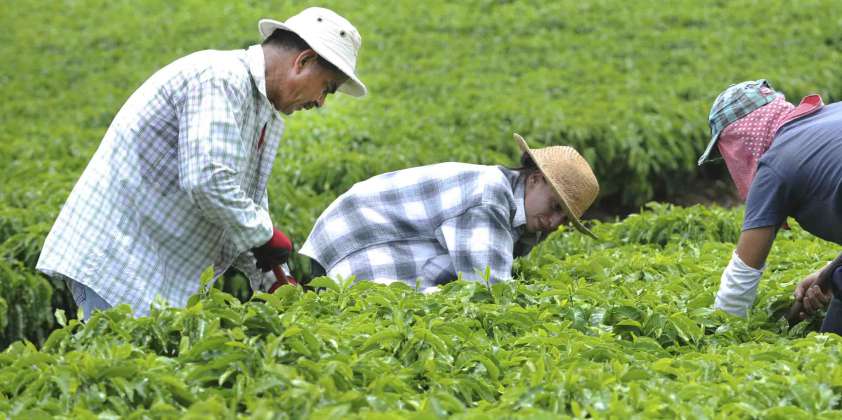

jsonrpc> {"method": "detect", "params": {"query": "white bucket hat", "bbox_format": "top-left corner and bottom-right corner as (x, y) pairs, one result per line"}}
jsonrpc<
(259, 7), (367, 97)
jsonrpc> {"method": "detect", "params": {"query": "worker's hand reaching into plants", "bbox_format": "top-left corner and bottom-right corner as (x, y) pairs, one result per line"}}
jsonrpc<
(269, 274), (298, 293)
(252, 227), (293, 272)
(792, 270), (832, 321)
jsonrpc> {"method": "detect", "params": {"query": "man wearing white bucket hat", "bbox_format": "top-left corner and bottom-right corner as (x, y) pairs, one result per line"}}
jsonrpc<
(300, 134), (600, 291)
(37, 7), (367, 319)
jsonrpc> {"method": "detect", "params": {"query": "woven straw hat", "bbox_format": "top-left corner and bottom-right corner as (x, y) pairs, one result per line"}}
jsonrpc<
(259, 7), (367, 97)
(514, 133), (599, 238)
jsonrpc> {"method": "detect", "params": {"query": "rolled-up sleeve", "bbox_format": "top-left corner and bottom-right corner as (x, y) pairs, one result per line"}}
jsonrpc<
(435, 204), (514, 283)
(177, 77), (272, 253)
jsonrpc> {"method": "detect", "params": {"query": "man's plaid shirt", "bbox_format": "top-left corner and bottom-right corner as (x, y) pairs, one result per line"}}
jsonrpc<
(300, 163), (541, 289)
(37, 45), (283, 316)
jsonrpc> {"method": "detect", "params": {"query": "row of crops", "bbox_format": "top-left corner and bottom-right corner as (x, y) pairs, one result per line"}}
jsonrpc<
(2, 204), (841, 417)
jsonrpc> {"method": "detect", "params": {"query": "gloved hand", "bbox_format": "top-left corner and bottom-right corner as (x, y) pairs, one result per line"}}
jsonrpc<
(268, 273), (299, 293)
(252, 227), (293, 272)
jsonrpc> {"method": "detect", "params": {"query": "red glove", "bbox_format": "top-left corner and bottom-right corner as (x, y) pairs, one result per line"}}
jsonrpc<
(268, 271), (299, 293)
(252, 227), (292, 272)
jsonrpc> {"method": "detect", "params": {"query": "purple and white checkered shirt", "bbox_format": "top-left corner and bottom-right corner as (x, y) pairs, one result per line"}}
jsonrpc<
(37, 45), (283, 316)
(300, 163), (541, 290)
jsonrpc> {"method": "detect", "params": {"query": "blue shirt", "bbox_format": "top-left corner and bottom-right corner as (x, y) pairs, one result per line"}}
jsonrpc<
(744, 102), (842, 244)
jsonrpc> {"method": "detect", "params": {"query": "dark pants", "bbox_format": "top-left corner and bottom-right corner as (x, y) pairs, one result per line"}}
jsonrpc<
(310, 258), (326, 278)
(820, 267), (842, 335)
(820, 298), (842, 335)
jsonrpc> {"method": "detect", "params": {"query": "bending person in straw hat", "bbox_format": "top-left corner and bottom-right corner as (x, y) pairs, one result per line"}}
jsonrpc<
(300, 134), (599, 290)
(37, 7), (367, 319)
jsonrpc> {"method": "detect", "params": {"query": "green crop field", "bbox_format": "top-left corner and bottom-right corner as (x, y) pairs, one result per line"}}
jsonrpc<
(2, 0), (842, 417)
(3, 205), (842, 417)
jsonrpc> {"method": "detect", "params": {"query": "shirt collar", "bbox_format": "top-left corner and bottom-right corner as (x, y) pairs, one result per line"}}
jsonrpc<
(498, 166), (542, 244)
(246, 45), (271, 103)
(512, 173), (528, 229)
(777, 94), (823, 131)
(496, 167), (527, 227)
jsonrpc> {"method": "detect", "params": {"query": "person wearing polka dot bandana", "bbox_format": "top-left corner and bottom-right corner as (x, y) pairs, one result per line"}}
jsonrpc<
(698, 79), (842, 332)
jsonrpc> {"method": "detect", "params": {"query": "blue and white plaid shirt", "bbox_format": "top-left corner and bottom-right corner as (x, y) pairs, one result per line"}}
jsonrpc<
(300, 163), (541, 290)
(37, 45), (283, 316)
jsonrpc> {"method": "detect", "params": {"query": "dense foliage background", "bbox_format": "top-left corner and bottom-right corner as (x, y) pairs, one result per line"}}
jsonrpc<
(2, 0), (842, 416)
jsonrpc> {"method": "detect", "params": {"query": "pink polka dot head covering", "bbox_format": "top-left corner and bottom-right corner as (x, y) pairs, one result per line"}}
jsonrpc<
(701, 80), (824, 202)
(717, 93), (794, 199)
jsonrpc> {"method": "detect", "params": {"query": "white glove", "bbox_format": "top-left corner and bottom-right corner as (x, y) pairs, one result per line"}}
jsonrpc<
(714, 251), (765, 317)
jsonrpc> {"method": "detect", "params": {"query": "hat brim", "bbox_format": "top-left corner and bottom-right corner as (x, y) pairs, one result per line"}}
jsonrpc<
(514, 133), (597, 239)
(697, 132), (721, 166)
(258, 19), (367, 97)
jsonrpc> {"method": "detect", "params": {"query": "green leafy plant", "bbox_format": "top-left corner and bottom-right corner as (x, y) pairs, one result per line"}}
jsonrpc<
(2, 204), (841, 417)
